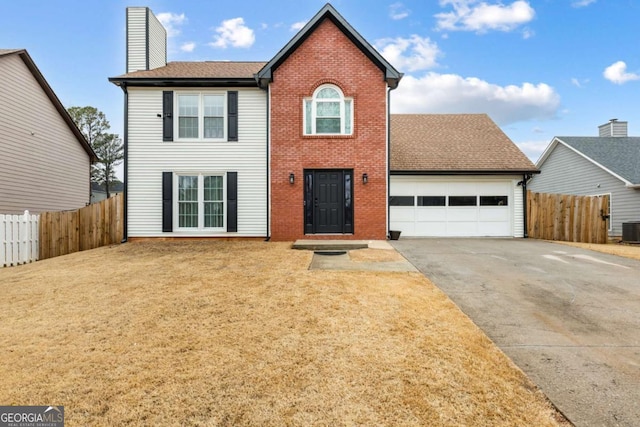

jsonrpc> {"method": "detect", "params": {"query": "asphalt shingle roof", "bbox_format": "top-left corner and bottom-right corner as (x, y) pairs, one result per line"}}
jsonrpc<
(391, 114), (537, 172)
(113, 61), (267, 79)
(556, 137), (640, 184)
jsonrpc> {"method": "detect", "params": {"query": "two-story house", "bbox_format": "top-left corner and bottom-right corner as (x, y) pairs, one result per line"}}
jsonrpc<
(110, 4), (536, 241)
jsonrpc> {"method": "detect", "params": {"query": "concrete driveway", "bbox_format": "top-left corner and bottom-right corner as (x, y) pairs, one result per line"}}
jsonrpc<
(392, 238), (640, 427)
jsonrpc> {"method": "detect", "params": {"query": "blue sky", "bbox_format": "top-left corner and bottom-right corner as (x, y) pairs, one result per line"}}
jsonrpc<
(2, 0), (639, 175)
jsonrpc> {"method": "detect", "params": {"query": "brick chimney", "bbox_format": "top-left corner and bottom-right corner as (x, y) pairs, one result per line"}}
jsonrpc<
(598, 118), (628, 137)
(126, 7), (167, 73)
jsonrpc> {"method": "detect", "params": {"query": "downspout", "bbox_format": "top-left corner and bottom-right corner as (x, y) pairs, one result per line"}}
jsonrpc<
(121, 84), (129, 243)
(264, 85), (271, 242)
(386, 85), (397, 238)
(522, 173), (529, 238)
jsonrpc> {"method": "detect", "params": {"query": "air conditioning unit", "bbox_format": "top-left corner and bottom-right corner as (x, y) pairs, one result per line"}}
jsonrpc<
(622, 222), (640, 243)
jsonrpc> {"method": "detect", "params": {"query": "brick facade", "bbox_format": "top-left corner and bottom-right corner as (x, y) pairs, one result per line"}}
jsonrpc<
(269, 18), (389, 241)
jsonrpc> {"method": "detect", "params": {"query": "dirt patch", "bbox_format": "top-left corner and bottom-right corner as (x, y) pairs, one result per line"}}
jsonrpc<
(0, 241), (568, 426)
(553, 241), (640, 261)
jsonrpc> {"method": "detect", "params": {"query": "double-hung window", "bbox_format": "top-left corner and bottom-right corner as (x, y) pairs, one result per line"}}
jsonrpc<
(304, 84), (353, 135)
(177, 93), (225, 140)
(176, 174), (225, 230)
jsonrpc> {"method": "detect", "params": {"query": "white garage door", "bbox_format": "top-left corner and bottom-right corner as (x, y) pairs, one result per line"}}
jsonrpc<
(390, 177), (519, 237)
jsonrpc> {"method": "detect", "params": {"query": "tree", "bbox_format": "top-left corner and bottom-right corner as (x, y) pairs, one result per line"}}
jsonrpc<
(68, 106), (124, 198)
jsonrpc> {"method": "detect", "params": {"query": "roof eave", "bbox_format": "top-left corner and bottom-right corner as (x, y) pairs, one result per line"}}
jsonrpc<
(390, 169), (540, 176)
(109, 77), (259, 88)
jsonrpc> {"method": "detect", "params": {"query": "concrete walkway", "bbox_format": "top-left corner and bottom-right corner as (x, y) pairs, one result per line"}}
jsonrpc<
(301, 240), (418, 272)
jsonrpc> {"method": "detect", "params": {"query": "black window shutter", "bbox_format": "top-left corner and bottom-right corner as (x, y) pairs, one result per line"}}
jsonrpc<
(227, 91), (238, 142)
(162, 172), (173, 232)
(227, 172), (238, 232)
(163, 91), (173, 141)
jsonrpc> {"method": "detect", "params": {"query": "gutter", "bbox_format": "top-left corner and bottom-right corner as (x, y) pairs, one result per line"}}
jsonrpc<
(121, 84), (129, 243)
(391, 170), (540, 176)
(386, 85), (398, 238)
(519, 173), (533, 238)
(108, 77), (258, 88)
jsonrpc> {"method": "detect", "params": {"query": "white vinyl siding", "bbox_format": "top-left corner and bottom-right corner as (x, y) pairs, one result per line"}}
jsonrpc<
(529, 142), (640, 236)
(390, 176), (523, 237)
(127, 87), (267, 237)
(0, 54), (90, 214)
(126, 7), (147, 73)
(126, 7), (166, 73)
(146, 9), (167, 71)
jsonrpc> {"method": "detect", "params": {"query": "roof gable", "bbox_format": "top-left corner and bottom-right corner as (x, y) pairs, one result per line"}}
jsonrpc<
(390, 114), (537, 173)
(0, 49), (97, 162)
(542, 137), (640, 185)
(256, 3), (402, 89)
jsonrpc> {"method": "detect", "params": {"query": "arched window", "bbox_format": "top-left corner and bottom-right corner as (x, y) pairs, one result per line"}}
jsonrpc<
(303, 85), (353, 135)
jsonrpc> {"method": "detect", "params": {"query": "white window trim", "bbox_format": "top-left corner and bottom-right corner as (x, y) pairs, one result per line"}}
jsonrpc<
(173, 172), (227, 231)
(175, 91), (227, 141)
(303, 84), (353, 136)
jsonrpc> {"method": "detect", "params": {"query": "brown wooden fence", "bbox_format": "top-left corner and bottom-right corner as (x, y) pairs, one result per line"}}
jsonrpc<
(39, 193), (124, 260)
(527, 191), (609, 244)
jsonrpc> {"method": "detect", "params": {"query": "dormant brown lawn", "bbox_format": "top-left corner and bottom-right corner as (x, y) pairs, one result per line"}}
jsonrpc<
(0, 241), (567, 426)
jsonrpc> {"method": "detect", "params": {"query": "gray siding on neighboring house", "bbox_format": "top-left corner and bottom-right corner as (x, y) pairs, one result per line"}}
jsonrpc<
(0, 54), (90, 214)
(127, 87), (268, 237)
(529, 143), (640, 236)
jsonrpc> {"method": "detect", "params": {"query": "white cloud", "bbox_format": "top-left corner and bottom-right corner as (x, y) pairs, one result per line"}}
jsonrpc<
(435, 0), (535, 33)
(603, 61), (640, 84)
(391, 72), (560, 126)
(572, 0), (596, 7)
(180, 42), (196, 53)
(390, 3), (410, 20)
(210, 17), (255, 49)
(571, 77), (590, 88)
(290, 21), (307, 31)
(156, 12), (187, 38)
(522, 27), (534, 39)
(515, 139), (549, 162)
(375, 35), (441, 72)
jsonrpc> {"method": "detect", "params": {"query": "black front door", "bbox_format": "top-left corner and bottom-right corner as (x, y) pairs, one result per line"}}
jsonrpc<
(304, 169), (353, 234)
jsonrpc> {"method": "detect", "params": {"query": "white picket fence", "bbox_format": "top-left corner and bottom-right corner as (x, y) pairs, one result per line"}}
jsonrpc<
(1, 210), (39, 267)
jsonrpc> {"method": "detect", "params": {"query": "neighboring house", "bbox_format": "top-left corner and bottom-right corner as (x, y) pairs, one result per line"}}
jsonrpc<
(0, 49), (97, 214)
(390, 114), (538, 237)
(529, 119), (640, 237)
(109, 5), (534, 241)
(90, 181), (124, 203)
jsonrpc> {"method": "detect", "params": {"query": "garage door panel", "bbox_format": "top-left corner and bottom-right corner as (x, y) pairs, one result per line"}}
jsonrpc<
(479, 207), (509, 221)
(446, 222), (477, 236)
(391, 207), (415, 221)
(415, 222), (447, 236)
(447, 208), (478, 221)
(416, 208), (446, 221)
(478, 222), (511, 236)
